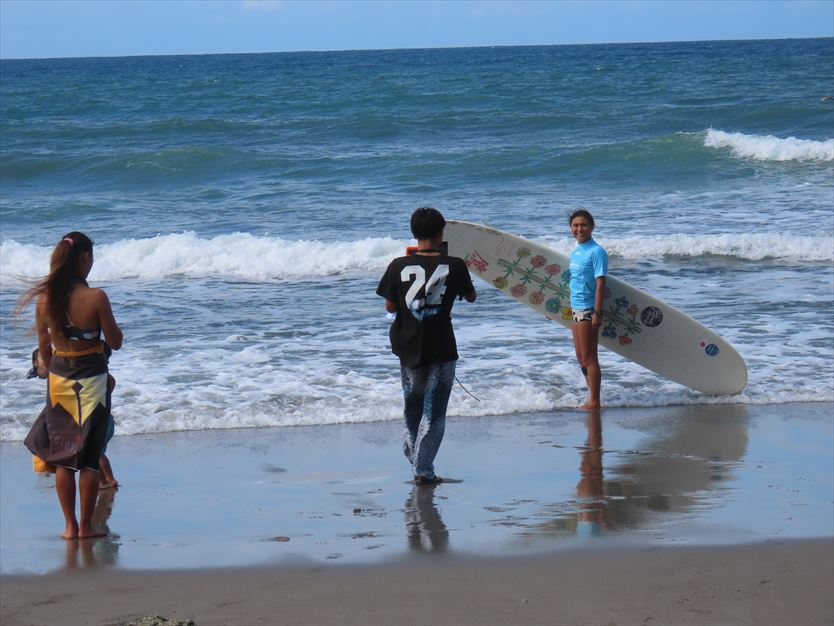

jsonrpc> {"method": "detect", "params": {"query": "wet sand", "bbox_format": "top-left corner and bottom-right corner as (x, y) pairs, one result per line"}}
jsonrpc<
(1, 402), (832, 624)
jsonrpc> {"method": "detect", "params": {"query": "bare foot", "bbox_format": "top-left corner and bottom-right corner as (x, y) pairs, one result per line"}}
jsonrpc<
(99, 477), (119, 490)
(61, 525), (79, 540)
(77, 528), (107, 539)
(415, 475), (443, 486)
(578, 402), (602, 410)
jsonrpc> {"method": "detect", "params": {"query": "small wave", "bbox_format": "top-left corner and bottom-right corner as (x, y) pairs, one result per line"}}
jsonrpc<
(0, 233), (406, 283)
(0, 145), (245, 183)
(0, 152), (74, 180)
(704, 129), (834, 162)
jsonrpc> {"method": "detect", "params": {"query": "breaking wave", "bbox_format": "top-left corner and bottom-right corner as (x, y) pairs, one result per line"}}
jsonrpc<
(2, 230), (831, 286)
(704, 129), (834, 162)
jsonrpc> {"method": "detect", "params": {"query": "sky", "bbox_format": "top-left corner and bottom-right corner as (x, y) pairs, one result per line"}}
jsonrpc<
(0, 0), (832, 59)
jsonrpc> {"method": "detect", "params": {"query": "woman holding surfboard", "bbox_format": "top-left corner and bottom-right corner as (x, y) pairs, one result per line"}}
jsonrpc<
(568, 209), (608, 410)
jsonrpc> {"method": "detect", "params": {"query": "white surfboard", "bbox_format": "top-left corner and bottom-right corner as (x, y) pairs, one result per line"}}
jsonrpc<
(445, 220), (747, 395)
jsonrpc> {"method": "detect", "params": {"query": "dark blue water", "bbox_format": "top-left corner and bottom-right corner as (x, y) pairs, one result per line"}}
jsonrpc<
(2, 39), (831, 240)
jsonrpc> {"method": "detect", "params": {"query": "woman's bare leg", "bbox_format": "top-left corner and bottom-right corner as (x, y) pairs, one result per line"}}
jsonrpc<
(77, 469), (105, 538)
(573, 321), (602, 409)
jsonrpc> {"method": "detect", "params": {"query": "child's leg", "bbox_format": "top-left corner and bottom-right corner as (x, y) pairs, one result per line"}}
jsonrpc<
(98, 413), (117, 489)
(55, 467), (78, 539)
(98, 453), (117, 489)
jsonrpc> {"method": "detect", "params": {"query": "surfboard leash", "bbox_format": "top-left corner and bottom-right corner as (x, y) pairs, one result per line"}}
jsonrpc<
(454, 376), (481, 402)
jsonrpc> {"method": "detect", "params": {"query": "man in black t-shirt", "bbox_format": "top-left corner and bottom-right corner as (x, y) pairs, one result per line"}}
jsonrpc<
(377, 207), (476, 485)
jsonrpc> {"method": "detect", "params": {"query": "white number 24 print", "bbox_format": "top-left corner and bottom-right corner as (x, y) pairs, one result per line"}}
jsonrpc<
(401, 264), (449, 312)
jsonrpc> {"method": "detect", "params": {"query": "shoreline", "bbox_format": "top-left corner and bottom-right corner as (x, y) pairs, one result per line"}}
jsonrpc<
(1, 402), (832, 624)
(2, 538), (832, 625)
(2, 396), (833, 444)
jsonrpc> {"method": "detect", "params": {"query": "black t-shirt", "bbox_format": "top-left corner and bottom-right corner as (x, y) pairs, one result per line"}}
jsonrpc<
(377, 254), (474, 368)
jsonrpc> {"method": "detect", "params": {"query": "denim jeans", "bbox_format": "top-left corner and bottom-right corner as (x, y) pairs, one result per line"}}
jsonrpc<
(400, 360), (456, 480)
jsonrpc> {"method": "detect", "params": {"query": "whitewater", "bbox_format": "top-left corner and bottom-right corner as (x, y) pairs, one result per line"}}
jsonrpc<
(2, 230), (832, 285)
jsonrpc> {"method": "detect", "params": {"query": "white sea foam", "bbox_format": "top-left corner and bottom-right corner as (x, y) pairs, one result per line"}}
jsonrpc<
(599, 233), (833, 262)
(1, 353), (829, 442)
(0, 233), (406, 284)
(2, 230), (830, 287)
(532, 233), (833, 262)
(2, 279), (831, 443)
(704, 129), (834, 162)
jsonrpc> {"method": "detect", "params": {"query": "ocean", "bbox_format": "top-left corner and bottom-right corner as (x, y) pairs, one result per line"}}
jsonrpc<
(1, 38), (832, 441)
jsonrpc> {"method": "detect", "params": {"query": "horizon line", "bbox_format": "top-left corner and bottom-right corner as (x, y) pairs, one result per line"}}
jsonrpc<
(1, 35), (831, 62)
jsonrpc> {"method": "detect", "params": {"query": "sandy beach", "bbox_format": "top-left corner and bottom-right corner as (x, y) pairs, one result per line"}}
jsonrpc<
(1, 402), (832, 625)
(2, 539), (832, 626)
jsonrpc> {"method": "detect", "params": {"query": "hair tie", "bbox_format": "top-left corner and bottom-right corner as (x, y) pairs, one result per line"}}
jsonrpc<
(63, 237), (74, 246)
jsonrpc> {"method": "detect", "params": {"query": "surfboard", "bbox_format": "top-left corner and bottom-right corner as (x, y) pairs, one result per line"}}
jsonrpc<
(444, 220), (747, 395)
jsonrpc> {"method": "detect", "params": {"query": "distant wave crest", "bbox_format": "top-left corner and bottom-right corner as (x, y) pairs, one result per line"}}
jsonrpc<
(538, 232), (834, 262)
(704, 129), (834, 162)
(601, 233), (834, 262)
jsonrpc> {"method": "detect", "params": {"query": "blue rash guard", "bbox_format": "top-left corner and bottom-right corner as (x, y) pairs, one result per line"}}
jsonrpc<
(569, 238), (608, 309)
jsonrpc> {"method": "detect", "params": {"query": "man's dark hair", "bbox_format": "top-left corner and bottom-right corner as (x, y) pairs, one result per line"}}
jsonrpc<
(410, 207), (446, 240)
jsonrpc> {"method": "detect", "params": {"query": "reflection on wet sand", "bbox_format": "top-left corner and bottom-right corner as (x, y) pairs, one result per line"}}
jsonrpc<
(535, 404), (750, 538)
(576, 410), (605, 536)
(63, 488), (120, 569)
(405, 484), (449, 554)
(604, 404), (749, 529)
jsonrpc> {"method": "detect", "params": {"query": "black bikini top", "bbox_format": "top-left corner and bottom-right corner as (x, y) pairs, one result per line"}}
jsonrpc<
(60, 282), (102, 341)
(63, 314), (102, 342)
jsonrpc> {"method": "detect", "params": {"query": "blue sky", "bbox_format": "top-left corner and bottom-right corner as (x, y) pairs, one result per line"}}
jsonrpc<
(1, 0), (832, 59)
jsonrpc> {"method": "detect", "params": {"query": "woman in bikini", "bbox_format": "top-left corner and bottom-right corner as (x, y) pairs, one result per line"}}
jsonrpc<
(20, 232), (123, 539)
